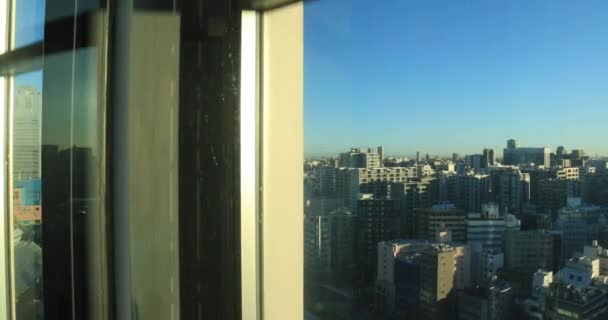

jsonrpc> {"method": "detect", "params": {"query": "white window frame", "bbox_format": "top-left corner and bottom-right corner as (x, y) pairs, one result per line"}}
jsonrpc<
(0, 0), (10, 319)
(240, 3), (303, 320)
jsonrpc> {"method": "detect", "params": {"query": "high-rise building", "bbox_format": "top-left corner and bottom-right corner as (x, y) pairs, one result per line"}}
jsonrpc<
(555, 211), (587, 262)
(355, 197), (401, 285)
(389, 180), (433, 238)
(13, 86), (42, 181)
(536, 179), (581, 220)
(414, 204), (467, 242)
(316, 165), (337, 197)
(582, 171), (608, 206)
(571, 149), (586, 160)
(556, 145), (566, 158)
(483, 148), (495, 167)
(478, 249), (504, 285)
(375, 239), (470, 319)
(304, 214), (332, 271)
(504, 229), (554, 273)
(375, 240), (430, 317)
(465, 154), (484, 171)
(419, 244), (457, 320)
(448, 174), (492, 213)
(377, 145), (384, 164)
(554, 200), (606, 262)
(466, 203), (506, 252)
(494, 169), (530, 214)
(339, 147), (381, 168)
(503, 139), (551, 168)
(337, 167), (418, 208)
(329, 208), (357, 286)
(452, 153), (460, 162)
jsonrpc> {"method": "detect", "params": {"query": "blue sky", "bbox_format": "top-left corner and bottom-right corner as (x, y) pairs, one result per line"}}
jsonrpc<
(304, 0), (608, 157)
(14, 0), (44, 89)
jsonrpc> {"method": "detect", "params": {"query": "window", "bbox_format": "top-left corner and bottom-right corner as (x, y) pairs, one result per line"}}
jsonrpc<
(302, 1), (608, 319)
(2, 1), (304, 320)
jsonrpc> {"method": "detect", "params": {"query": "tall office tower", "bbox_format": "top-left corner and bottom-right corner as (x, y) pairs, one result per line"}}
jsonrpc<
(465, 154), (484, 171)
(414, 204), (467, 242)
(582, 171), (608, 206)
(570, 149), (589, 167)
(571, 149), (586, 160)
(13, 86), (42, 181)
(526, 168), (558, 204)
(316, 165), (337, 197)
(483, 148), (495, 167)
(466, 203), (506, 251)
(339, 147), (381, 169)
(448, 174), (491, 213)
(554, 200), (605, 262)
(504, 229), (554, 273)
(536, 179), (581, 220)
(433, 171), (453, 204)
(495, 169), (530, 214)
(417, 151), (421, 163)
(426, 153), (431, 162)
(556, 146), (566, 158)
(389, 180), (433, 238)
(503, 139), (551, 168)
(304, 214), (331, 271)
(419, 244), (457, 320)
(375, 240), (430, 317)
(355, 197), (400, 286)
(329, 208), (356, 287)
(377, 145), (384, 164)
(452, 153), (460, 162)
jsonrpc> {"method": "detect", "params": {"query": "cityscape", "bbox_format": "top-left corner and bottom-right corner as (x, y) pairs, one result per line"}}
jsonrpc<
(304, 1), (608, 319)
(304, 142), (608, 319)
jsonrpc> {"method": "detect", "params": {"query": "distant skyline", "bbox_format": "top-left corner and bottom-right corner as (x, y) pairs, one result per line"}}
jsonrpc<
(304, 0), (608, 157)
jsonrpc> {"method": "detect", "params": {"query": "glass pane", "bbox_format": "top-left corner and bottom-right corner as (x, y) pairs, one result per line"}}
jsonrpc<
(304, 1), (608, 319)
(11, 70), (43, 320)
(13, 0), (45, 49)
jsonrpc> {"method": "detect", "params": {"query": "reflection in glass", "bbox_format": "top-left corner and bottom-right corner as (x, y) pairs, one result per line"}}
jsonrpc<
(13, 0), (45, 48)
(12, 71), (43, 319)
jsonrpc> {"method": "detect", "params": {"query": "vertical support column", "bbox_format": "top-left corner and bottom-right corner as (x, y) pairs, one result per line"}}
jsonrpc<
(112, 11), (181, 320)
(240, 10), (261, 320)
(261, 3), (303, 320)
(178, 1), (242, 319)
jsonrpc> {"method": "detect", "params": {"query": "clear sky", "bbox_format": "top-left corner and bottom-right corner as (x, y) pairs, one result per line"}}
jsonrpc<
(304, 0), (608, 158)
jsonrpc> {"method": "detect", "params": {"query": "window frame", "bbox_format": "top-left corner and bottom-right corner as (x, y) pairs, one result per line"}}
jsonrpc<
(0, 0), (9, 317)
(1, 1), (305, 319)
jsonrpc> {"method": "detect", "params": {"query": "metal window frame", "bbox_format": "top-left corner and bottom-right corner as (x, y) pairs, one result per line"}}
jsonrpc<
(1, 1), (304, 320)
(0, 2), (113, 320)
(0, 0), (10, 317)
(240, 3), (304, 320)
